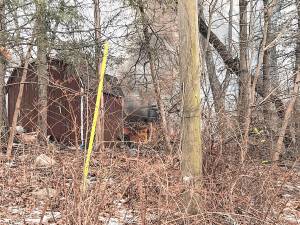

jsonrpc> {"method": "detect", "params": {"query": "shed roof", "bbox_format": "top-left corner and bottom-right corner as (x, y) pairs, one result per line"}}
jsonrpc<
(6, 57), (124, 97)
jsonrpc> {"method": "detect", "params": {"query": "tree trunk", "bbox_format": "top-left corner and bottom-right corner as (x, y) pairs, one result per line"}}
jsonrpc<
(262, 0), (272, 120)
(198, 14), (285, 113)
(273, 72), (300, 161)
(36, 0), (48, 142)
(294, 1), (300, 150)
(198, 0), (231, 139)
(6, 46), (33, 159)
(228, 0), (233, 54)
(178, 0), (202, 214)
(0, 0), (7, 148)
(138, 1), (173, 154)
(243, 0), (274, 163)
(238, 0), (250, 162)
(205, 45), (224, 115)
(198, 16), (293, 149)
(262, 0), (275, 155)
(94, 0), (104, 150)
(273, 0), (300, 160)
(0, 58), (5, 147)
(198, 5), (225, 120)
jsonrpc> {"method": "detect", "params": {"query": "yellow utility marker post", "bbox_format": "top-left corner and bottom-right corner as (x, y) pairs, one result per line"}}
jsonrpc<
(82, 42), (109, 192)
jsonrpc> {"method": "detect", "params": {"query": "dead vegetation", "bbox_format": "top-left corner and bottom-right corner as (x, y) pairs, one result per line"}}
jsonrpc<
(0, 139), (299, 225)
(1, 0), (300, 224)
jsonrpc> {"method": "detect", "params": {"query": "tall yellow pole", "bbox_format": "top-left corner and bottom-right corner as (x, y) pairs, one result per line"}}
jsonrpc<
(82, 41), (109, 192)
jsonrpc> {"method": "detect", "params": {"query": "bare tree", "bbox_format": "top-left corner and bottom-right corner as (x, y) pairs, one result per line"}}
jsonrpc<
(238, 0), (250, 161)
(295, 0), (300, 149)
(198, 16), (294, 149)
(274, 0), (300, 160)
(36, 0), (49, 142)
(0, 0), (6, 146)
(137, 0), (173, 154)
(198, 0), (231, 141)
(262, 0), (275, 154)
(178, 0), (202, 214)
(94, 0), (105, 149)
(6, 44), (34, 159)
(242, 0), (275, 162)
(274, 71), (300, 160)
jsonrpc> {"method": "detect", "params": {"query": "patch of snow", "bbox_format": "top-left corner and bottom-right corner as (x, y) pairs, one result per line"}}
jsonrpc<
(0, 218), (23, 225)
(99, 199), (138, 224)
(25, 211), (61, 224)
(99, 216), (122, 225)
(183, 176), (193, 184)
(282, 214), (300, 224)
(2, 206), (61, 225)
(5, 161), (17, 168)
(34, 154), (56, 168)
(282, 193), (293, 199)
(16, 126), (25, 134)
(8, 206), (25, 215)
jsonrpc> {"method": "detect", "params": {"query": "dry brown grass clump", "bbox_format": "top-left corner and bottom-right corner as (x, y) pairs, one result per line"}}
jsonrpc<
(0, 144), (299, 224)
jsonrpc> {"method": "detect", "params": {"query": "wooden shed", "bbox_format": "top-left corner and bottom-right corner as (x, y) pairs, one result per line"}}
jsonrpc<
(6, 58), (124, 145)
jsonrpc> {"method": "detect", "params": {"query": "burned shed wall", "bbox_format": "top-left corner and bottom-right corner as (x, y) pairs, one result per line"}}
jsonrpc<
(7, 59), (82, 144)
(7, 59), (124, 145)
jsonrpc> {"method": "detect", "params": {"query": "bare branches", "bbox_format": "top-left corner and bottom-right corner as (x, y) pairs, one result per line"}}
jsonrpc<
(198, 16), (240, 75)
(6, 37), (34, 159)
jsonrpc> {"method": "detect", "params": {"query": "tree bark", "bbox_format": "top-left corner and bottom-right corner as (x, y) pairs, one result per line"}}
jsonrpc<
(0, 0), (7, 148)
(274, 73), (300, 160)
(262, 0), (272, 121)
(238, 0), (251, 162)
(295, 0), (300, 149)
(36, 0), (49, 142)
(238, 0), (249, 136)
(198, 5), (225, 121)
(6, 45), (33, 159)
(198, 16), (293, 149)
(0, 58), (5, 147)
(178, 0), (202, 214)
(273, 0), (300, 160)
(94, 0), (104, 150)
(198, 0), (232, 138)
(198, 17), (285, 119)
(198, 17), (240, 75)
(138, 0), (173, 154)
(242, 0), (273, 162)
(205, 45), (224, 115)
(262, 0), (275, 154)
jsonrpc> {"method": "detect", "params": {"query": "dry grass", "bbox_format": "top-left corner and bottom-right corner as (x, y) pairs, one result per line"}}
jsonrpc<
(0, 141), (299, 225)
